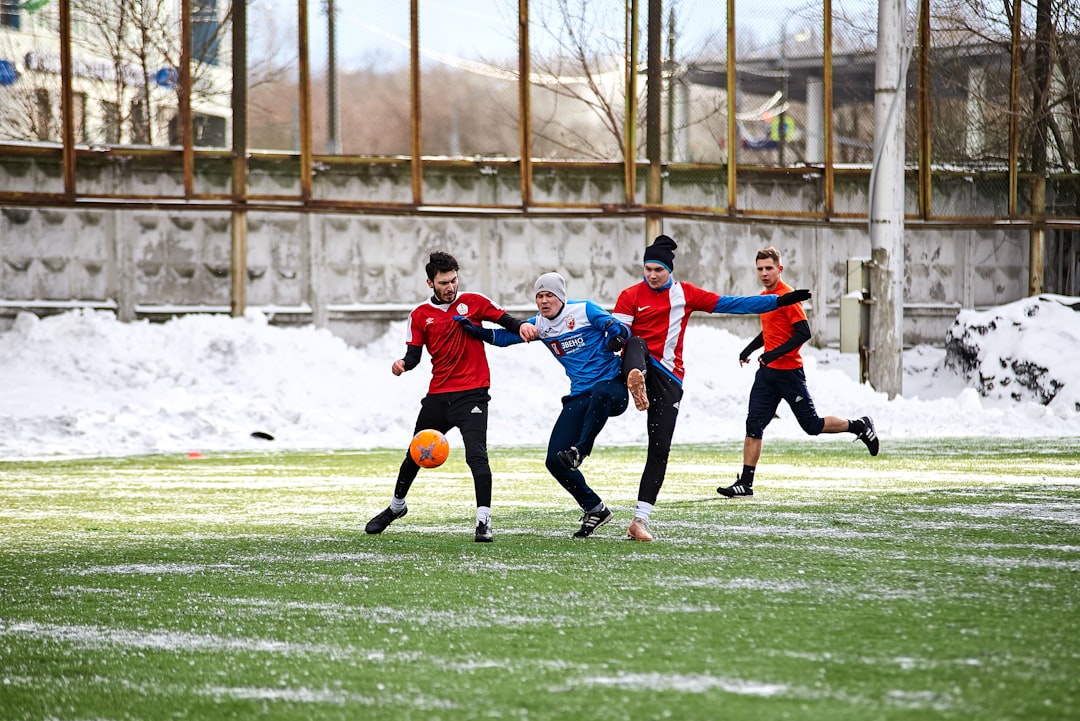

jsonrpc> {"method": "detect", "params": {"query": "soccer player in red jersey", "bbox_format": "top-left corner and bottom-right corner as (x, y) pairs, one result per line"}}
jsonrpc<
(717, 246), (878, 499)
(612, 235), (811, 541)
(365, 251), (536, 542)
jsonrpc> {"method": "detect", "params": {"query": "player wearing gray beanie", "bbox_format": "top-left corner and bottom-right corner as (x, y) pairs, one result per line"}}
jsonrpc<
(456, 268), (632, 538)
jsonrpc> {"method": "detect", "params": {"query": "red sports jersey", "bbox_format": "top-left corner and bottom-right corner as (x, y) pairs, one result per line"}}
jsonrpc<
(406, 291), (507, 394)
(612, 280), (722, 381)
(760, 279), (806, 370)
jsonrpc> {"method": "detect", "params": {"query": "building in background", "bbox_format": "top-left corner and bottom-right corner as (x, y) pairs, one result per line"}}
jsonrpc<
(0, 0), (230, 147)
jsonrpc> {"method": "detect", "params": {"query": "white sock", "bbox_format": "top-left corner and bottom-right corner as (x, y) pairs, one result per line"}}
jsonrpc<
(390, 497), (406, 513)
(634, 501), (653, 521)
(476, 506), (491, 524)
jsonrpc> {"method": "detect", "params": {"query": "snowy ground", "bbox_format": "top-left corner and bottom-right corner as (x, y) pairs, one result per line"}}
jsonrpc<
(0, 302), (1076, 460)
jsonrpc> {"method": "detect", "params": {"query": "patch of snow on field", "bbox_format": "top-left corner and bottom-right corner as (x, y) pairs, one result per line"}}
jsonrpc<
(569, 672), (788, 696)
(0, 620), (333, 654)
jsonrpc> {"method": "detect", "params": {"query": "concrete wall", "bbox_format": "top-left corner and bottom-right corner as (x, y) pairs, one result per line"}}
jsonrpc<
(0, 153), (1031, 348)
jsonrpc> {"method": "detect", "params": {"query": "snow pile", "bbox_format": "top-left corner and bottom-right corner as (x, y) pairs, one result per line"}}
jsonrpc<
(945, 294), (1080, 410)
(0, 300), (1077, 460)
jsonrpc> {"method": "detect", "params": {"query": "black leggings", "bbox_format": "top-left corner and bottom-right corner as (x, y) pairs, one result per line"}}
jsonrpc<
(622, 338), (684, 505)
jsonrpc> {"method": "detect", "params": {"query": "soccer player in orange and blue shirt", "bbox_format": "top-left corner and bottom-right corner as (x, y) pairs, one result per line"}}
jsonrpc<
(717, 246), (878, 499)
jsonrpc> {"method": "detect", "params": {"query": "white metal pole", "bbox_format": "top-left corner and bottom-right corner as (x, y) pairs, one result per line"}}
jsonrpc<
(868, 0), (908, 397)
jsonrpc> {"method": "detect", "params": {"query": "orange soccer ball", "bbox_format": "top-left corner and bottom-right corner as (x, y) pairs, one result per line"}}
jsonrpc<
(409, 429), (450, 469)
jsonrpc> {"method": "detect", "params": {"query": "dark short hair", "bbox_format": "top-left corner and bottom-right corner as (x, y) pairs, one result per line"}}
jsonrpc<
(426, 251), (459, 281)
(756, 247), (782, 264)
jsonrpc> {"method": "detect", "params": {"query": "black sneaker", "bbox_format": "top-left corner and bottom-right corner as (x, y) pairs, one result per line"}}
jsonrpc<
(717, 476), (753, 498)
(573, 506), (613, 538)
(365, 505), (407, 534)
(474, 520), (493, 543)
(557, 446), (582, 469)
(854, 416), (879, 456)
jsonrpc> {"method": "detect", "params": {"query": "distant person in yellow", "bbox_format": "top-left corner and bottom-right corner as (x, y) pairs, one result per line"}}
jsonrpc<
(718, 247), (879, 498)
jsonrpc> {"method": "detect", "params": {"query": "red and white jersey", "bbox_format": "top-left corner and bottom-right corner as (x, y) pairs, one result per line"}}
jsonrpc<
(406, 291), (507, 394)
(612, 280), (721, 381)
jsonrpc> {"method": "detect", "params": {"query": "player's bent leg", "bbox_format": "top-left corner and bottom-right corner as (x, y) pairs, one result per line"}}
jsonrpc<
(573, 379), (628, 456)
(621, 337), (651, 411)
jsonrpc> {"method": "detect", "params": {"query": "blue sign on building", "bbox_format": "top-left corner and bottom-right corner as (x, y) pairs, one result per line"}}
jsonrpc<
(0, 59), (18, 86)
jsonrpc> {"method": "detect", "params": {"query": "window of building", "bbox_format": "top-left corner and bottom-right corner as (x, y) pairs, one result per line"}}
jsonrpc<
(1, 0), (20, 31)
(131, 99), (149, 144)
(193, 0), (219, 66)
(74, 92), (88, 144)
(194, 113), (226, 147)
(34, 88), (51, 141)
(102, 101), (120, 144)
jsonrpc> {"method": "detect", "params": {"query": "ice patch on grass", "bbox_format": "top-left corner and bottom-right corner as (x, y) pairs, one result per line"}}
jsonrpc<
(911, 502), (1080, 526)
(201, 685), (366, 704)
(950, 555), (1080, 571)
(669, 576), (812, 592)
(69, 562), (246, 576)
(0, 620), (335, 655)
(199, 685), (458, 710)
(886, 689), (954, 711)
(563, 672), (787, 696)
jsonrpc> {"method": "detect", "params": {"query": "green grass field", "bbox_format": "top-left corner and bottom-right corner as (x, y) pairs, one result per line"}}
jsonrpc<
(1, 439), (1078, 721)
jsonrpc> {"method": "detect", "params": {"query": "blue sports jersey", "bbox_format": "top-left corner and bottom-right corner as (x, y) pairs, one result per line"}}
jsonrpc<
(491, 299), (627, 395)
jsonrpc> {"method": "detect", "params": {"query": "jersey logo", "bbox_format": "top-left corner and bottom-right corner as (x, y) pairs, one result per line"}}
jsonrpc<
(456, 302), (469, 315)
(566, 316), (576, 330)
(425, 317), (435, 325)
(637, 305), (650, 311)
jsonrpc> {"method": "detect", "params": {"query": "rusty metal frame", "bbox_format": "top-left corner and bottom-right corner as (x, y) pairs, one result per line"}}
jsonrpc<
(298, 0), (313, 202)
(0, 0), (1072, 231)
(725, 0), (737, 214)
(823, 0), (834, 215)
(917, 0), (931, 219)
(1008, 0), (1022, 218)
(410, 0), (422, 206)
(180, 0), (193, 196)
(58, 0), (74, 197)
(623, 0), (638, 207)
(229, 0), (248, 317)
(518, 0), (533, 208)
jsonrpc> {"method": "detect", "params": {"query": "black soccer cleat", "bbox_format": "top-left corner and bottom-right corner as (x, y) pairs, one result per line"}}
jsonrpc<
(365, 505), (407, 534)
(854, 416), (879, 456)
(474, 520), (493, 543)
(557, 446), (583, 469)
(573, 506), (613, 538)
(717, 476), (754, 498)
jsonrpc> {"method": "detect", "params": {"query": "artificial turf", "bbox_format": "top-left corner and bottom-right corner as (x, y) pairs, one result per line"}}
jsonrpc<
(1, 439), (1077, 720)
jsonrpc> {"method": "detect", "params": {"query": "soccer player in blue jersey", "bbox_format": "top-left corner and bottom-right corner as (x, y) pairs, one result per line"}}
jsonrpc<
(455, 272), (632, 538)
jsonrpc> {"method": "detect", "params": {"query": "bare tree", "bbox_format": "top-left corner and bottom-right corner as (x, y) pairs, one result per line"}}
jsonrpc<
(527, 0), (637, 160)
(926, 0), (1079, 172)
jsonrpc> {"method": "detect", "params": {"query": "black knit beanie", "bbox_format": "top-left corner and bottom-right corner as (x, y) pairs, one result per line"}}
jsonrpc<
(643, 235), (678, 271)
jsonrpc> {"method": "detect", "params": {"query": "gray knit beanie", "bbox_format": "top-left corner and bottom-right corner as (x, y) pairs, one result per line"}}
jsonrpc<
(534, 272), (567, 303)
